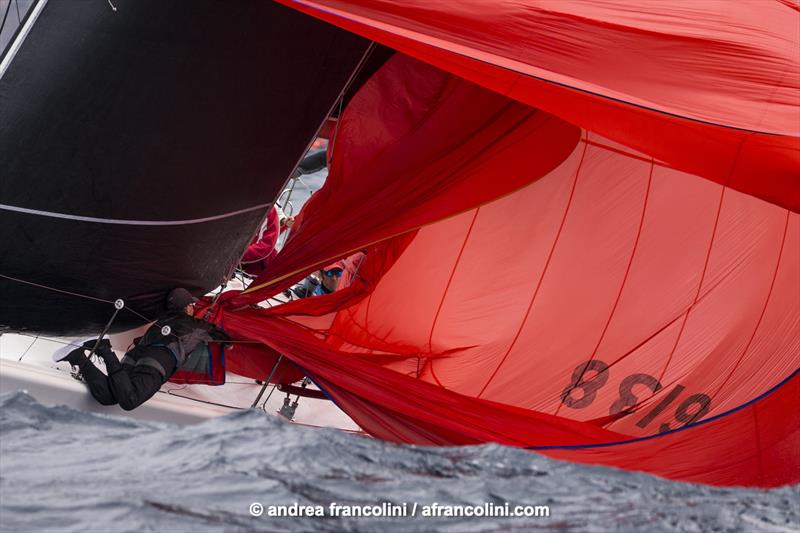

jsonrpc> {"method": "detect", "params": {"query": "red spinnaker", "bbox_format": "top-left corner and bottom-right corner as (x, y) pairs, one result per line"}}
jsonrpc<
(219, 2), (799, 487)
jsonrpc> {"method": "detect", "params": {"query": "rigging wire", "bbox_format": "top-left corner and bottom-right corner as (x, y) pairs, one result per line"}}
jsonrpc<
(9, 329), (272, 349)
(202, 276), (230, 321)
(0, 272), (152, 323)
(0, 0), (12, 37)
(259, 361), (294, 412)
(9, 332), (82, 349)
(261, 382), (281, 412)
(17, 334), (38, 362)
(326, 97), (344, 167)
(250, 354), (283, 407)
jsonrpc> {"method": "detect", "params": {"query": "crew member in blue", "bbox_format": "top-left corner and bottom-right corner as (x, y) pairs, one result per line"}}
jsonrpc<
(287, 266), (343, 299)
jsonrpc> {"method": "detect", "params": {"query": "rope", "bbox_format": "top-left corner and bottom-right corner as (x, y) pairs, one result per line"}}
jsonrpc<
(0, 273), (152, 323)
(239, 253), (277, 265)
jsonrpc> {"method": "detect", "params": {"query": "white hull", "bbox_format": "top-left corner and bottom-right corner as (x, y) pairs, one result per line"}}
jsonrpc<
(0, 330), (359, 430)
(0, 358), (233, 424)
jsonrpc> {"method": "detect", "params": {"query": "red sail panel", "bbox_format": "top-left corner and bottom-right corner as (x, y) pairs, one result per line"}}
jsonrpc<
(278, 0), (800, 212)
(219, 44), (798, 485)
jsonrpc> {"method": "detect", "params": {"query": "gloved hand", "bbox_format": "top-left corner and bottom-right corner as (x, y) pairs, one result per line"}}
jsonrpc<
(82, 338), (112, 352)
(83, 339), (116, 368)
(209, 327), (231, 343)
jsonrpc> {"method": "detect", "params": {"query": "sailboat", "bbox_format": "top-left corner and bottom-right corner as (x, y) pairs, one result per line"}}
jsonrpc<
(1, 0), (798, 488)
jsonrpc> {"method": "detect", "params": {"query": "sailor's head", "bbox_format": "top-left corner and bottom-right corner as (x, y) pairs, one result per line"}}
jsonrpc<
(320, 266), (343, 293)
(166, 288), (197, 315)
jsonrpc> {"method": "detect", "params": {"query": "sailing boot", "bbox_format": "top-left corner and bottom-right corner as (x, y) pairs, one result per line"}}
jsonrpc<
(53, 347), (86, 365)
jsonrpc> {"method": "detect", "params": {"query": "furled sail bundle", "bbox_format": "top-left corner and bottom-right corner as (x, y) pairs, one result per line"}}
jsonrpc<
(217, 1), (799, 487)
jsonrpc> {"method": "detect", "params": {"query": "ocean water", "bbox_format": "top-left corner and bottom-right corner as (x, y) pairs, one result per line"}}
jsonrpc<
(0, 392), (797, 533)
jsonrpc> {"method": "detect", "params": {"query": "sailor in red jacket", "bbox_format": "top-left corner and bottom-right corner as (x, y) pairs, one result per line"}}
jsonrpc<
(240, 206), (293, 277)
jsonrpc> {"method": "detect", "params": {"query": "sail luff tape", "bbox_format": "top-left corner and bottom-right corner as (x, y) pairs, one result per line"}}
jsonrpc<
(0, 202), (272, 226)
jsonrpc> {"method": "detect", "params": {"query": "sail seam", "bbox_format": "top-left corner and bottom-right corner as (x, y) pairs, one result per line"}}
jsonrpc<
(655, 186), (727, 384)
(476, 134), (589, 399)
(427, 208), (481, 383)
(554, 155), (654, 416)
(708, 209), (791, 399)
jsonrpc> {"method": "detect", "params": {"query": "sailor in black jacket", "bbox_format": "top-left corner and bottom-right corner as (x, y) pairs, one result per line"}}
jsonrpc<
(57, 288), (228, 410)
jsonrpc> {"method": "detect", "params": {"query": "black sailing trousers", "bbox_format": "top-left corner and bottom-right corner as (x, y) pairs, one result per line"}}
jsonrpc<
(71, 349), (168, 411)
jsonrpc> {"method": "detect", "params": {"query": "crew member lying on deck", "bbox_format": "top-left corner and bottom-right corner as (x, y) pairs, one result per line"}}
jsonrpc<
(55, 288), (228, 410)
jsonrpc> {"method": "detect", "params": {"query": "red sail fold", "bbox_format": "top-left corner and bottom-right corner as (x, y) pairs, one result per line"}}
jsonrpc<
(277, 0), (800, 212)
